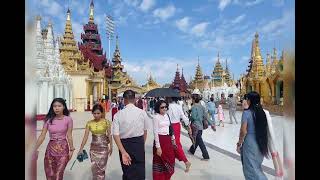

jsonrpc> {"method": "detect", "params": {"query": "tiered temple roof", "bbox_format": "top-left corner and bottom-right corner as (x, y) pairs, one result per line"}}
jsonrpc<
(170, 64), (181, 89)
(195, 57), (204, 81)
(78, 0), (112, 78)
(180, 68), (188, 92)
(59, 8), (90, 73)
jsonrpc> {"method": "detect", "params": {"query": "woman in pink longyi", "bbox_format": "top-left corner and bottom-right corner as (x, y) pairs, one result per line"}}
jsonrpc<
(35, 98), (75, 180)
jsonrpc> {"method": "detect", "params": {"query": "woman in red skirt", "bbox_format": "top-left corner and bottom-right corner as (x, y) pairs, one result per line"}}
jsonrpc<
(153, 100), (175, 180)
(111, 98), (118, 121)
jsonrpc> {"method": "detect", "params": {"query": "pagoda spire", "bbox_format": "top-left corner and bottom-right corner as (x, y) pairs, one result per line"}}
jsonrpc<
(272, 47), (278, 61)
(67, 8), (71, 21)
(194, 57), (204, 81)
(115, 35), (119, 50)
(217, 52), (220, 63)
(225, 58), (228, 70)
(36, 15), (42, 37)
(89, 0), (94, 22)
(266, 52), (272, 74)
(251, 32), (264, 77)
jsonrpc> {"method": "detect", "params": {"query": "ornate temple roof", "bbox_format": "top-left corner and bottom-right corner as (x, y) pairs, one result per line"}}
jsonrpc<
(59, 8), (91, 73)
(170, 64), (182, 90)
(194, 57), (204, 81)
(78, 0), (111, 76)
(212, 52), (224, 78)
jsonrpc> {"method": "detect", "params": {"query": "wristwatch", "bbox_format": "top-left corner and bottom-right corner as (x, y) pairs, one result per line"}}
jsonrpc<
(236, 142), (242, 147)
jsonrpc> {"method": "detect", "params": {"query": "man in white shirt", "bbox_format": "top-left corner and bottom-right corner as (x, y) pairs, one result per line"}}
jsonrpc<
(112, 90), (149, 180)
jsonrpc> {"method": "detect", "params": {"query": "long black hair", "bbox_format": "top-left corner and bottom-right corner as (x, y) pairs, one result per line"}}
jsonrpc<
(45, 98), (70, 124)
(246, 91), (269, 158)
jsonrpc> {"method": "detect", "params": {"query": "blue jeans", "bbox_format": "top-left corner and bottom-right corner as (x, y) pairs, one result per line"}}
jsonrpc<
(210, 113), (216, 125)
(189, 130), (209, 159)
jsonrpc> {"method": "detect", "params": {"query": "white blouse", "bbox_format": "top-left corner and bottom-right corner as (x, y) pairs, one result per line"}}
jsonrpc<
(153, 113), (170, 148)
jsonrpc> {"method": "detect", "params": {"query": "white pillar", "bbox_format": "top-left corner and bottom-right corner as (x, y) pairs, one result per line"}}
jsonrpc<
(64, 85), (70, 109)
(90, 95), (93, 110)
(93, 84), (97, 102)
(69, 87), (73, 110)
(48, 82), (54, 111)
(37, 82), (42, 114)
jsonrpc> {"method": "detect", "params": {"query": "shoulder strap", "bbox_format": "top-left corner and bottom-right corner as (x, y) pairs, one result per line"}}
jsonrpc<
(167, 114), (172, 125)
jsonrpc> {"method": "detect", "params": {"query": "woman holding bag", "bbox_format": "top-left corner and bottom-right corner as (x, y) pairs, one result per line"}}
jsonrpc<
(78, 104), (112, 180)
(188, 93), (213, 161)
(152, 100), (176, 180)
(237, 92), (283, 180)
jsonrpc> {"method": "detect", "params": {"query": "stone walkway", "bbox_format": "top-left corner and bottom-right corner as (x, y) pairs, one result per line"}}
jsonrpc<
(36, 111), (277, 179)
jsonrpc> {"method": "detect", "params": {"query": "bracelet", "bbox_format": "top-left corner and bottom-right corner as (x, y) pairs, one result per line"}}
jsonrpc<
(69, 148), (75, 151)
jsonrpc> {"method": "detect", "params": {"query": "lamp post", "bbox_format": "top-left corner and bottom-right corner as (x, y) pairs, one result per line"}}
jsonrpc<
(106, 15), (115, 99)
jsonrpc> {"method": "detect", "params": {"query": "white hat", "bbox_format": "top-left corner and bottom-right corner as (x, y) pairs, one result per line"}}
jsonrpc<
(192, 89), (201, 95)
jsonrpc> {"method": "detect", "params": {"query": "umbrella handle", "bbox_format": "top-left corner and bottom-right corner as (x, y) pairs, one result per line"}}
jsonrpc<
(70, 159), (77, 170)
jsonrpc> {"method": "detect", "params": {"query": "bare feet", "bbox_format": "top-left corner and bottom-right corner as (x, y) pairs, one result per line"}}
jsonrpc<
(185, 161), (191, 172)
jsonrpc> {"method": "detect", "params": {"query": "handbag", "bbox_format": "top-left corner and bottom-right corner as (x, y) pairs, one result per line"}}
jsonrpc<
(167, 114), (177, 149)
(70, 149), (88, 170)
(200, 105), (209, 130)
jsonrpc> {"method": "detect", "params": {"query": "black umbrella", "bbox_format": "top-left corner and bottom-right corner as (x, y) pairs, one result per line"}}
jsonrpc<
(145, 88), (180, 98)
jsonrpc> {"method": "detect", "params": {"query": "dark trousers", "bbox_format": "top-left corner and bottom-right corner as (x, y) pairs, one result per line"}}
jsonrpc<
(189, 130), (209, 159)
(119, 136), (145, 180)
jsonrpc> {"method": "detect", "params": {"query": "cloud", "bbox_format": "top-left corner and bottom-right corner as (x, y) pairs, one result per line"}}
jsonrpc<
(240, 56), (250, 64)
(175, 17), (190, 32)
(122, 57), (198, 85)
(139, 0), (156, 12)
(233, 0), (264, 7)
(259, 10), (294, 38)
(115, 16), (129, 26)
(38, 0), (64, 20)
(192, 5), (211, 12)
(273, 0), (285, 7)
(231, 14), (246, 24)
(124, 0), (140, 7)
(245, 0), (264, 6)
(153, 5), (176, 21)
(190, 22), (210, 37)
(72, 22), (84, 42)
(218, 0), (232, 11)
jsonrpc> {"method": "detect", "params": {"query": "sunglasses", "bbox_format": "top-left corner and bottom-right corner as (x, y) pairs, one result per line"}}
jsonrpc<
(160, 106), (168, 109)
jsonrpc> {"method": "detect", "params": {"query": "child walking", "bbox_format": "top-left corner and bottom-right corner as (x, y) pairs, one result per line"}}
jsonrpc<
(217, 104), (225, 127)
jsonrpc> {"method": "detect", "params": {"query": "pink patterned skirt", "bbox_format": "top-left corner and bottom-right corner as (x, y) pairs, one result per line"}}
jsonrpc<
(44, 139), (69, 180)
(90, 134), (110, 180)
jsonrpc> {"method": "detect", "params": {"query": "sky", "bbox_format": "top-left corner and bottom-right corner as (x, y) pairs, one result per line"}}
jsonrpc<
(26, 0), (295, 86)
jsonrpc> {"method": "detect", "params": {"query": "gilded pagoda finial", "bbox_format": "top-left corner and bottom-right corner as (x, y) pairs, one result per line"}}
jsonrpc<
(36, 15), (41, 21)
(225, 58), (228, 69)
(116, 35), (119, 50)
(89, 0), (94, 22)
(48, 19), (53, 27)
(67, 8), (71, 21)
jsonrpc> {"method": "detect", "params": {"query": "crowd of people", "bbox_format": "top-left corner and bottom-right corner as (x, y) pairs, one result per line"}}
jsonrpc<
(34, 90), (283, 180)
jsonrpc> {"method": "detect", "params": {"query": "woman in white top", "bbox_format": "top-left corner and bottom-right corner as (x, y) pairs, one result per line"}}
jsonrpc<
(166, 97), (192, 172)
(153, 100), (175, 180)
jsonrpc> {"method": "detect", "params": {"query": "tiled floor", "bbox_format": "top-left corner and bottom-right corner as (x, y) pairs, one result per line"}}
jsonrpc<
(36, 110), (278, 179)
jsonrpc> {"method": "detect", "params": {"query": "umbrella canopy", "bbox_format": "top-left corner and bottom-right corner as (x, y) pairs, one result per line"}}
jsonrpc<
(145, 88), (180, 98)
